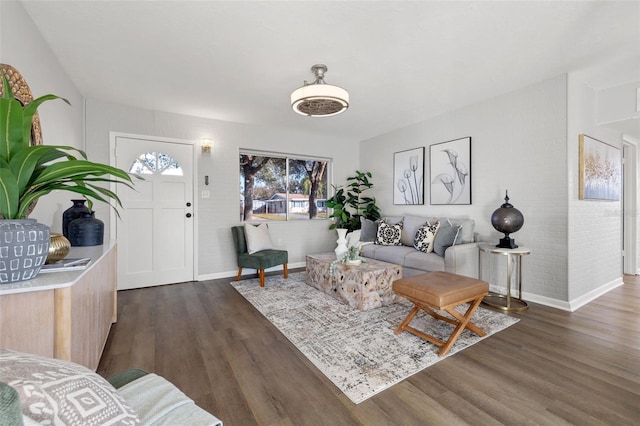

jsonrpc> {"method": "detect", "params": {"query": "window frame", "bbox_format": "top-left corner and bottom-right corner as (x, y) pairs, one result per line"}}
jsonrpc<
(239, 148), (332, 223)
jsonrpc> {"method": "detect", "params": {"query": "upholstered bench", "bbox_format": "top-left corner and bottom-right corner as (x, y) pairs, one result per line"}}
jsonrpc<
(393, 271), (489, 356)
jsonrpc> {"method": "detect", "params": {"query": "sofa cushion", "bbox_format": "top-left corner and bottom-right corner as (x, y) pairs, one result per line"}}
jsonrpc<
(400, 215), (434, 246)
(433, 223), (462, 257)
(413, 221), (440, 253)
(439, 218), (474, 244)
(0, 349), (139, 425)
(361, 244), (416, 264)
(359, 217), (379, 242)
(375, 221), (403, 246)
(403, 250), (446, 272)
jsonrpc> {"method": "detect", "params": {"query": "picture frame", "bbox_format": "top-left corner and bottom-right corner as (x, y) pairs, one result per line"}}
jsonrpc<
(430, 137), (472, 205)
(578, 134), (621, 201)
(393, 147), (424, 205)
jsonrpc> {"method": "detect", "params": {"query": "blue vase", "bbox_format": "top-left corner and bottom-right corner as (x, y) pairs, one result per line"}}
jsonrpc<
(62, 199), (90, 239)
(68, 212), (104, 246)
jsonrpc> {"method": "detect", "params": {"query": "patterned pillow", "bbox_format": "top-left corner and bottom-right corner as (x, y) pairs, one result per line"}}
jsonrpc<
(0, 349), (139, 425)
(414, 221), (440, 253)
(375, 221), (403, 246)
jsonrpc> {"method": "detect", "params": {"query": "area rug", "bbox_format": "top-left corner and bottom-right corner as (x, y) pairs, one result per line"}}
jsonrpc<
(230, 272), (519, 404)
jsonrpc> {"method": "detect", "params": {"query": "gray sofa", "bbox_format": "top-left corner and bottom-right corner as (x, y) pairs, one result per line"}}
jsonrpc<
(359, 214), (479, 278)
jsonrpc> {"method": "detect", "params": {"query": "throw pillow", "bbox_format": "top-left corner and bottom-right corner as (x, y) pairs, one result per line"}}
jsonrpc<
(244, 223), (273, 254)
(433, 223), (462, 257)
(375, 221), (403, 246)
(359, 217), (379, 242)
(414, 221), (440, 253)
(0, 349), (139, 425)
(346, 230), (361, 248)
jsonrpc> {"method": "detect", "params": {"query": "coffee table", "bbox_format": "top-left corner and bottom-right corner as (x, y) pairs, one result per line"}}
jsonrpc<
(305, 253), (402, 311)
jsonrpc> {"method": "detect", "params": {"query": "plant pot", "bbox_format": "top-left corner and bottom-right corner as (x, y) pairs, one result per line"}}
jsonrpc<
(0, 219), (50, 284)
(335, 228), (348, 258)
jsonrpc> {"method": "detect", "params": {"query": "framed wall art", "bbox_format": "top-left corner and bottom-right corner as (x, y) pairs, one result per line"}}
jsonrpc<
(430, 137), (471, 205)
(393, 147), (424, 205)
(579, 134), (621, 201)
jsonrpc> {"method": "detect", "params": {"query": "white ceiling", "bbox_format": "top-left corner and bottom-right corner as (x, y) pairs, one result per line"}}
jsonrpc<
(20, 0), (640, 141)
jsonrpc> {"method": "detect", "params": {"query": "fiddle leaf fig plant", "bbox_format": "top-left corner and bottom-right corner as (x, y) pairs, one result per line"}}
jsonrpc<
(0, 74), (135, 220)
(326, 170), (381, 232)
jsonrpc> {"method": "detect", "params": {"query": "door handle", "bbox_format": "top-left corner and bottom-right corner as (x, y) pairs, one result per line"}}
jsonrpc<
(186, 213), (192, 218)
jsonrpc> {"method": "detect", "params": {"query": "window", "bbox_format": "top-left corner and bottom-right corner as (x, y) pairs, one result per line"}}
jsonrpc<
(129, 152), (183, 176)
(240, 150), (329, 222)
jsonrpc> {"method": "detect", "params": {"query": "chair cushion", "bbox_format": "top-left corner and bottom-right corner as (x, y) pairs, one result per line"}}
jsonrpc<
(239, 249), (288, 270)
(245, 223), (273, 254)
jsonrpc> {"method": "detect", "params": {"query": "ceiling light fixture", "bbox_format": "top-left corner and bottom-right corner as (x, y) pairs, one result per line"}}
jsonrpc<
(291, 64), (349, 117)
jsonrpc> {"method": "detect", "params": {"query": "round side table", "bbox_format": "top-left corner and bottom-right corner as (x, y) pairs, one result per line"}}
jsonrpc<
(478, 243), (531, 312)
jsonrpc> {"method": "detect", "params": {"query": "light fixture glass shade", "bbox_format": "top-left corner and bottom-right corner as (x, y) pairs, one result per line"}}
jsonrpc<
(201, 137), (212, 154)
(291, 84), (349, 117)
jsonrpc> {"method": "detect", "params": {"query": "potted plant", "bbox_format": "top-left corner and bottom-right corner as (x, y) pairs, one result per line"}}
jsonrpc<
(325, 170), (381, 232)
(0, 74), (135, 284)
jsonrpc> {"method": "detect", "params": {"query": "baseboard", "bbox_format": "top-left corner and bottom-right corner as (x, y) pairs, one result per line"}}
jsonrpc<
(522, 293), (572, 311)
(197, 261), (306, 282)
(488, 279), (624, 312)
(567, 277), (624, 312)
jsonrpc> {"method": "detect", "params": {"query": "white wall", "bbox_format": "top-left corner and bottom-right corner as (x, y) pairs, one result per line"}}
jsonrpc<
(0, 0), (84, 230)
(567, 75), (624, 306)
(360, 75), (570, 304)
(84, 99), (358, 278)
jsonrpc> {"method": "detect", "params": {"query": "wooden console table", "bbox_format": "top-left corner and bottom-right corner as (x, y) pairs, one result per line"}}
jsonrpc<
(0, 242), (117, 370)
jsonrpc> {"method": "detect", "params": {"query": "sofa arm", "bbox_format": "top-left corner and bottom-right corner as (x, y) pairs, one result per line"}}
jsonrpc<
(116, 373), (223, 426)
(444, 242), (479, 278)
(107, 368), (149, 389)
(0, 382), (23, 426)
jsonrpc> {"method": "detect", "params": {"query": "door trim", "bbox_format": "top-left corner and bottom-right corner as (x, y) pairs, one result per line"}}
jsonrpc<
(109, 132), (199, 280)
(622, 135), (638, 275)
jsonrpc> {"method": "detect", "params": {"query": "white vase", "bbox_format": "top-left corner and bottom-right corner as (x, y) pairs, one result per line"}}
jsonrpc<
(334, 228), (348, 258)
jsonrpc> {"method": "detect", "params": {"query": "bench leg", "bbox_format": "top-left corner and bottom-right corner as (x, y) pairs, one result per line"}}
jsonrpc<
(438, 296), (485, 357)
(259, 269), (265, 287)
(236, 268), (243, 281)
(395, 294), (487, 357)
(283, 263), (289, 279)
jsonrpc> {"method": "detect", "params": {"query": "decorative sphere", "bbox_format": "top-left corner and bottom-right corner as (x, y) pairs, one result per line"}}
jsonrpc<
(46, 233), (71, 264)
(491, 191), (524, 235)
(491, 207), (524, 234)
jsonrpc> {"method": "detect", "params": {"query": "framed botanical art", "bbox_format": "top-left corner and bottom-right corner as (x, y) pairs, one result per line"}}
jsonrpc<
(430, 137), (471, 205)
(393, 147), (424, 205)
(579, 134), (621, 201)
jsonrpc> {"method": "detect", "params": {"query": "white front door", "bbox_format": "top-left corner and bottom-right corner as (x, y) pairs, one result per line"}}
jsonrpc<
(115, 136), (194, 289)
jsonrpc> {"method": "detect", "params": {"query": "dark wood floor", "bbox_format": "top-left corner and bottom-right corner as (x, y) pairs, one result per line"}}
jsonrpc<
(98, 272), (640, 426)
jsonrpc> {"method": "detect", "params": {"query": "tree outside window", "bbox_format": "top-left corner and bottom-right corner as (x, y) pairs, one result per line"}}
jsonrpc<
(240, 152), (328, 222)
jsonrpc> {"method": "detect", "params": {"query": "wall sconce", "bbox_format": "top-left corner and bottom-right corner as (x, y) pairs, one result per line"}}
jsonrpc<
(201, 137), (212, 154)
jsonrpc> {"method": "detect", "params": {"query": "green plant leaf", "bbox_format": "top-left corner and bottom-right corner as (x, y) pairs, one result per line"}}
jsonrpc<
(0, 97), (24, 162)
(22, 95), (70, 146)
(0, 168), (19, 219)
